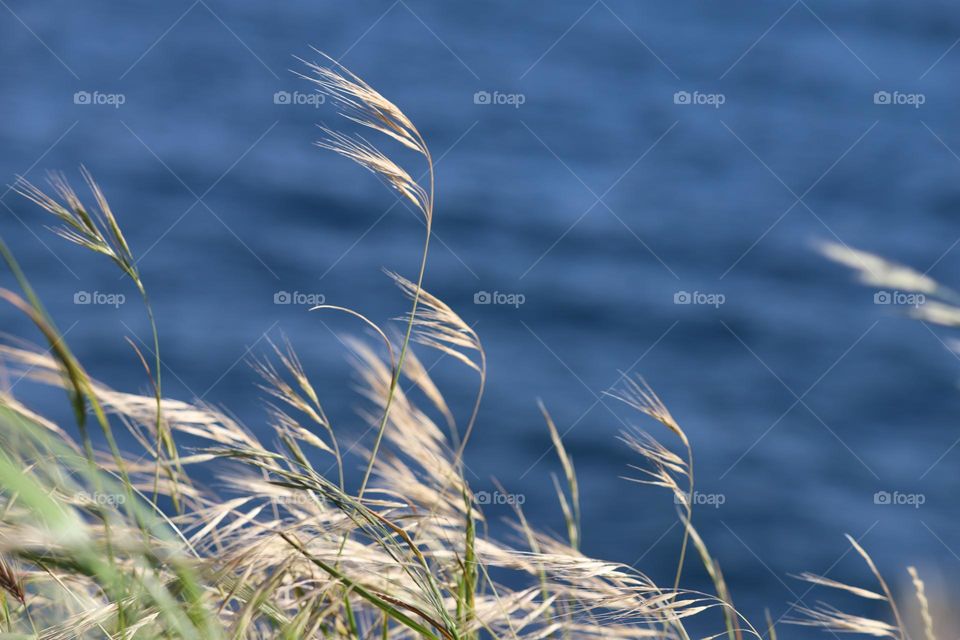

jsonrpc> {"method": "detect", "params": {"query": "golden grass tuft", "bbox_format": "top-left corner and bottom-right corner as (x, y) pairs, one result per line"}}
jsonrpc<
(0, 56), (946, 640)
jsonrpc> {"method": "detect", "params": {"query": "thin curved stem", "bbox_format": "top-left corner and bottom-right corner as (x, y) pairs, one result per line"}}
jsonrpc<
(454, 350), (486, 469)
(311, 305), (397, 375)
(357, 140), (433, 502)
(138, 283), (175, 509)
(673, 446), (694, 593)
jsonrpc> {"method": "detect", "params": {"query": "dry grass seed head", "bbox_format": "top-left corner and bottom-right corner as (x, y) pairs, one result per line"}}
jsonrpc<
(608, 377), (688, 448)
(316, 129), (430, 217)
(907, 566), (936, 640)
(818, 241), (946, 298)
(298, 53), (424, 154)
(388, 271), (482, 372)
(15, 169), (134, 275)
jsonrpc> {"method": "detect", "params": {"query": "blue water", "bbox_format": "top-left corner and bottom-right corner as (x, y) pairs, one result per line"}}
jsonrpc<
(2, 0), (960, 626)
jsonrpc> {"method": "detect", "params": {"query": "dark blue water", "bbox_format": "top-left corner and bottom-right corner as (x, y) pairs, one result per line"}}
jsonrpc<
(2, 0), (960, 626)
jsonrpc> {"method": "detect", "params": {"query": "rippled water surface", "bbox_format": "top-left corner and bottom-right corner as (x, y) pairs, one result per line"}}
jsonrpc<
(2, 0), (960, 622)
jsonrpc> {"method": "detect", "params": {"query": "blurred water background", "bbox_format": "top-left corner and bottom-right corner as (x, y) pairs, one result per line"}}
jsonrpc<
(2, 0), (960, 628)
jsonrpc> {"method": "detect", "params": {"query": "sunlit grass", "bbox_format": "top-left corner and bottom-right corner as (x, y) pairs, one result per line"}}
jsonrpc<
(0, 57), (943, 640)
